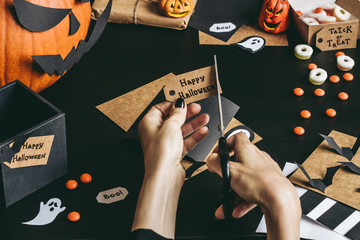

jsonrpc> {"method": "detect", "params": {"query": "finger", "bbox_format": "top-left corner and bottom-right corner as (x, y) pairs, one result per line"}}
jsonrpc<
(181, 113), (209, 137)
(232, 202), (257, 218)
(182, 126), (209, 156)
(138, 101), (173, 136)
(186, 103), (202, 119)
(215, 205), (225, 220)
(206, 153), (222, 177)
(165, 98), (187, 128)
(139, 101), (172, 129)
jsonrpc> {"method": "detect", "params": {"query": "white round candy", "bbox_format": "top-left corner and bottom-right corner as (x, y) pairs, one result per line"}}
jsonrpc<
(302, 17), (319, 25)
(337, 55), (355, 71)
(318, 15), (336, 24)
(309, 9), (327, 19)
(309, 68), (327, 85)
(333, 6), (351, 22)
(294, 44), (313, 60)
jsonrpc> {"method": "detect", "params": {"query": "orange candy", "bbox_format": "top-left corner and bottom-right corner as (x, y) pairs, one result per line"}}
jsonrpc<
(66, 180), (78, 190)
(314, 7), (323, 13)
(314, 88), (325, 97)
(343, 73), (354, 81)
(80, 173), (92, 183)
(294, 127), (305, 135)
(296, 10), (303, 16)
(293, 87), (304, 96)
(336, 51), (345, 57)
(68, 212), (80, 222)
(300, 110), (311, 119)
(338, 92), (349, 100)
(326, 108), (336, 117)
(330, 75), (340, 83)
(308, 63), (317, 70)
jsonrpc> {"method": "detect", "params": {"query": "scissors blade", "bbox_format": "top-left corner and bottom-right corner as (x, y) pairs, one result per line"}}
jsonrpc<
(214, 55), (224, 137)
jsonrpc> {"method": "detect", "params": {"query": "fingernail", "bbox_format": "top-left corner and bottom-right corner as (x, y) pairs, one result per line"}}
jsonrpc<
(175, 98), (185, 108)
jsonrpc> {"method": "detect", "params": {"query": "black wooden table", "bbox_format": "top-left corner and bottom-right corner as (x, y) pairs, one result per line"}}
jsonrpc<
(1, 20), (359, 239)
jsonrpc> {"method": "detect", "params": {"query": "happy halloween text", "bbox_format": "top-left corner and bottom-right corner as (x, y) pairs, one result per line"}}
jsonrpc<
(177, 76), (216, 99)
(11, 153), (47, 163)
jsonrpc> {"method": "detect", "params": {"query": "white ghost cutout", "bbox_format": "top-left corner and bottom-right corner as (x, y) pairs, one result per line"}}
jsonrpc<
(22, 198), (66, 226)
(233, 36), (266, 54)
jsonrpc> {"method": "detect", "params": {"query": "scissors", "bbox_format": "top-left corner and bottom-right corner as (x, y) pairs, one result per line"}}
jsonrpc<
(214, 55), (233, 220)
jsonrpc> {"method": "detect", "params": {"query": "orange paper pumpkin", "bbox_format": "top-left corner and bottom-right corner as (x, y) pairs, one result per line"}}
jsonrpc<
(258, 0), (290, 34)
(158, 0), (193, 18)
(0, 0), (91, 93)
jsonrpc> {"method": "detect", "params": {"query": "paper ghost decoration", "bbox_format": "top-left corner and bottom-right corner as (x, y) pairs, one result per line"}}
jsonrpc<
(232, 36), (266, 54)
(22, 198), (66, 226)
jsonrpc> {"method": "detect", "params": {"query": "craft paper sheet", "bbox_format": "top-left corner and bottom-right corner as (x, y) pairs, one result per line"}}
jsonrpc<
(290, 130), (360, 210)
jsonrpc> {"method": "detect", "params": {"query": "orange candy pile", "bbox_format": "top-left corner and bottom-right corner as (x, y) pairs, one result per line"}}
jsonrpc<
(68, 212), (80, 222)
(293, 88), (304, 96)
(326, 108), (336, 117)
(294, 127), (305, 135)
(314, 7), (323, 13)
(314, 88), (325, 97)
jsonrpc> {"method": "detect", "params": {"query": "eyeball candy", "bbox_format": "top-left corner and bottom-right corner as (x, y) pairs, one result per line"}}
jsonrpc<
(294, 44), (313, 60)
(337, 55), (355, 71)
(309, 68), (327, 85)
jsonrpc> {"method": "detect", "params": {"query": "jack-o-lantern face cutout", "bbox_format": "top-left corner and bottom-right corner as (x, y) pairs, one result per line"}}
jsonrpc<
(258, 0), (290, 34)
(0, 0), (111, 93)
(158, 0), (193, 18)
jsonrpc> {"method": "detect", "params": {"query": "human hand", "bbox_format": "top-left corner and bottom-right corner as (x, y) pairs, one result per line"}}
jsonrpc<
(207, 133), (300, 239)
(138, 98), (209, 183)
(133, 98), (209, 238)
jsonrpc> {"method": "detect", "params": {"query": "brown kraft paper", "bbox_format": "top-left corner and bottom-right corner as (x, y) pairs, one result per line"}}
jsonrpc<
(92, 0), (197, 30)
(290, 130), (360, 210)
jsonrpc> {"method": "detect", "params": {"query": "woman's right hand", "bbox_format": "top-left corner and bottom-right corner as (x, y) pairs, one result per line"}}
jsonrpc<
(207, 133), (301, 240)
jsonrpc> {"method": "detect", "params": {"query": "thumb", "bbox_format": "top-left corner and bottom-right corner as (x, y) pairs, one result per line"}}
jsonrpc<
(167, 98), (187, 127)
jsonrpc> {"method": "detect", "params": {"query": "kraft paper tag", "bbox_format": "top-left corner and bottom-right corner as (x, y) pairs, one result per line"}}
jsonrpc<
(163, 65), (221, 104)
(3, 135), (55, 169)
(96, 187), (128, 204)
(316, 23), (357, 51)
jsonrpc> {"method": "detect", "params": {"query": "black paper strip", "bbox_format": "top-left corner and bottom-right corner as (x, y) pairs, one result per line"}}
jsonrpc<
(317, 202), (356, 229)
(320, 134), (354, 161)
(32, 0), (112, 76)
(339, 162), (360, 175)
(69, 11), (80, 36)
(13, 0), (71, 32)
(300, 190), (327, 215)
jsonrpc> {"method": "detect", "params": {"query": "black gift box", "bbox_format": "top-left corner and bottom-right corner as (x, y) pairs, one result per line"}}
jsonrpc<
(0, 81), (67, 208)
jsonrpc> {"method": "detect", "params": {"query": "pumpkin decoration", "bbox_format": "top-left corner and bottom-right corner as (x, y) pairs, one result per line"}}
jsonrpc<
(0, 0), (91, 93)
(158, 0), (193, 18)
(258, 0), (290, 34)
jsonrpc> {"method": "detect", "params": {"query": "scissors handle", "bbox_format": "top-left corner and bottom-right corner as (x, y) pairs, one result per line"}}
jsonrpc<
(218, 137), (233, 220)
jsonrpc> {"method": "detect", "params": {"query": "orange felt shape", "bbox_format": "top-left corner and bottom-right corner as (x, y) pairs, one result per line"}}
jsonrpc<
(258, 0), (290, 34)
(0, 0), (91, 93)
(158, 0), (193, 18)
